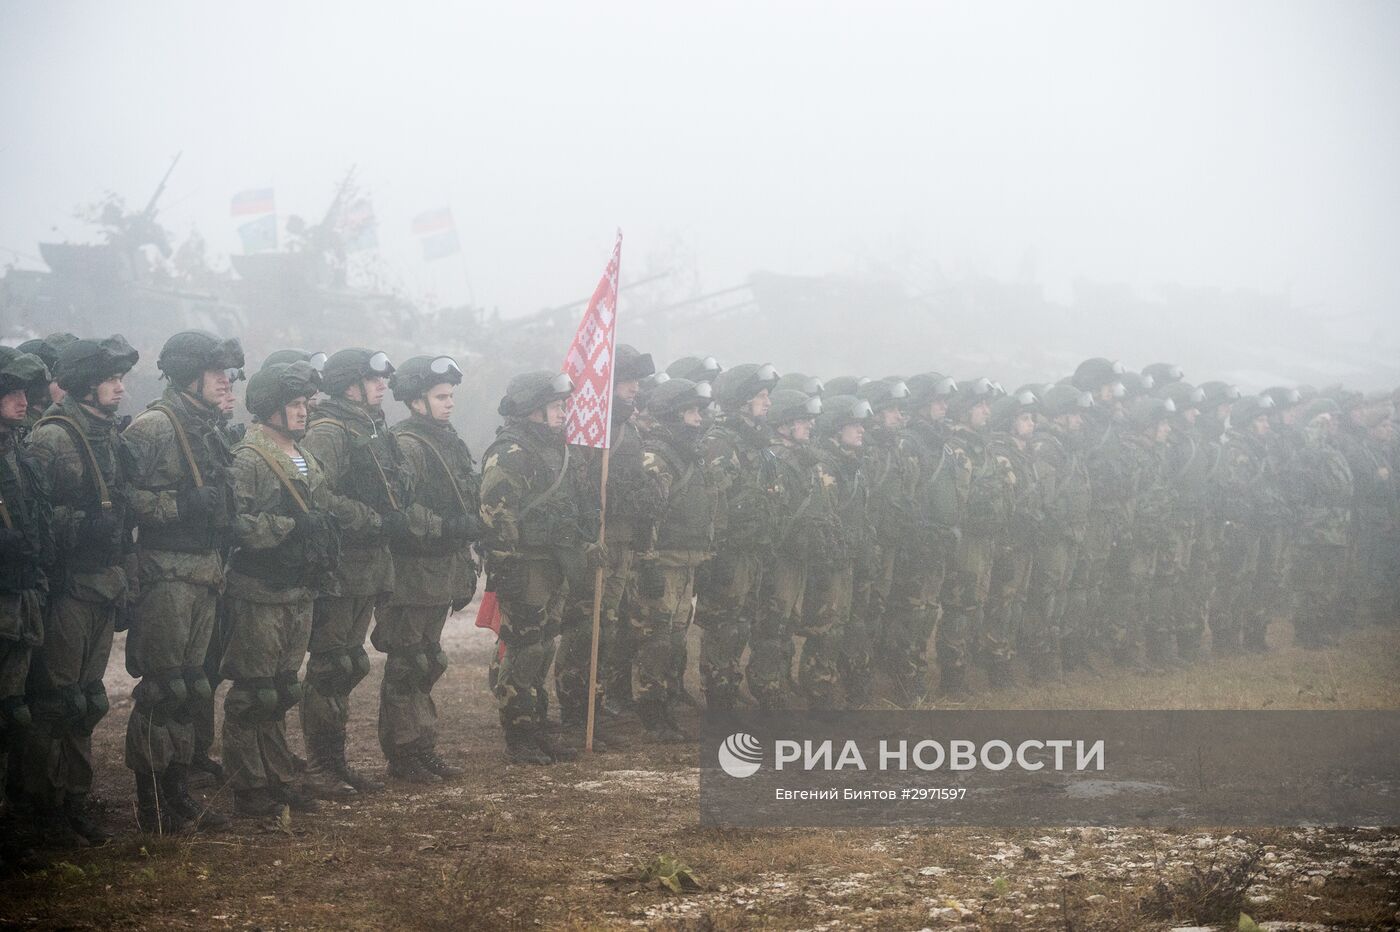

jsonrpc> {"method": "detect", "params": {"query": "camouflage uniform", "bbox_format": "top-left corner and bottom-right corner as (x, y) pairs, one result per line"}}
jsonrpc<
(1025, 422), (1091, 676)
(1184, 408), (1229, 663)
(631, 420), (714, 731)
(221, 425), (343, 799)
(937, 424), (1012, 692)
(983, 432), (1037, 681)
(1065, 411), (1132, 658)
(886, 415), (965, 702)
(1337, 418), (1399, 626)
(376, 413), (479, 763)
(301, 395), (407, 786)
(807, 434), (868, 708)
(1150, 413), (1220, 662)
(121, 387), (235, 791)
(750, 435), (832, 709)
(24, 396), (131, 817)
(479, 418), (579, 757)
(557, 409), (652, 724)
(859, 417), (905, 680)
(1213, 423), (1290, 653)
(1284, 418), (1354, 648)
(695, 411), (778, 711)
(1104, 428), (1169, 667)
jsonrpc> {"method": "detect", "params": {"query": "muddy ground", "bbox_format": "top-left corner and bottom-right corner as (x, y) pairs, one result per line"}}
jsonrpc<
(1, 612), (1398, 931)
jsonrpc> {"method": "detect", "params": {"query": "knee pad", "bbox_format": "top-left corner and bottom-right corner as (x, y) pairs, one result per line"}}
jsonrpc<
(0, 694), (33, 730)
(80, 681), (109, 734)
(274, 673), (303, 715)
(347, 646), (372, 690)
(425, 641), (449, 688)
(183, 666), (214, 704)
(307, 649), (353, 693)
(384, 648), (427, 694)
(234, 678), (280, 723)
(56, 683), (87, 729)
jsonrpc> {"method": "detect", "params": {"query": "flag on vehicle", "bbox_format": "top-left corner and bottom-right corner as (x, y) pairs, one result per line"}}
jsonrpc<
(411, 207), (460, 261)
(230, 187), (275, 217)
(562, 231), (622, 449)
(237, 214), (278, 253)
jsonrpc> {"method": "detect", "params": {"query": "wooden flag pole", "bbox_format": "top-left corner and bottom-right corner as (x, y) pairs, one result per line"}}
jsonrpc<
(584, 446), (611, 753)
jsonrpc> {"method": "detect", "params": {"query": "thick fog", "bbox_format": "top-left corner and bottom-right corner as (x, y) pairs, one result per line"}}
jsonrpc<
(2, 0), (1398, 394)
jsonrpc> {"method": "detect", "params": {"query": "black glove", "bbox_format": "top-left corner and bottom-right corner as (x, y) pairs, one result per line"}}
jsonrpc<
(178, 485), (223, 522)
(0, 528), (29, 558)
(379, 510), (413, 543)
(292, 509), (317, 541)
(637, 560), (666, 599)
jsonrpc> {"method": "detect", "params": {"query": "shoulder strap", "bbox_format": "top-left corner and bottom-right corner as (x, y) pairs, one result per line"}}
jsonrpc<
(148, 403), (204, 488)
(237, 442), (310, 514)
(398, 428), (469, 516)
(34, 415), (112, 509)
(308, 414), (400, 510)
(521, 443), (571, 520)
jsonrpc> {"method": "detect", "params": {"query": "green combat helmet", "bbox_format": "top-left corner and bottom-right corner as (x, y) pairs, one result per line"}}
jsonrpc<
(261, 349), (328, 374)
(646, 377), (711, 421)
(1230, 394), (1275, 429)
(1040, 384), (1095, 418)
(858, 378), (910, 412)
(905, 372), (959, 407)
(767, 389), (821, 426)
(1143, 363), (1185, 387)
(713, 363), (779, 410)
(665, 355), (722, 384)
(989, 388), (1039, 432)
(1157, 382), (1206, 415)
(246, 361), (322, 426)
(1198, 381), (1242, 409)
(54, 335), (139, 396)
(321, 348), (395, 395)
(1071, 357), (1127, 392)
(390, 356), (463, 403)
(948, 377), (997, 417)
(1123, 396), (1176, 431)
(615, 344), (656, 382)
(157, 331), (245, 386)
(775, 372), (824, 396)
(0, 348), (50, 426)
(1119, 371), (1156, 398)
(824, 376), (870, 397)
(815, 394), (873, 436)
(498, 370), (574, 418)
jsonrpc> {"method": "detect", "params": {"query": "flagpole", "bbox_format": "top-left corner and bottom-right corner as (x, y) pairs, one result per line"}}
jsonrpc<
(584, 447), (610, 754)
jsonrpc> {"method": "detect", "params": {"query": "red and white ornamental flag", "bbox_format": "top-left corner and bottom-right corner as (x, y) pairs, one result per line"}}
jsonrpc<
(562, 231), (622, 449)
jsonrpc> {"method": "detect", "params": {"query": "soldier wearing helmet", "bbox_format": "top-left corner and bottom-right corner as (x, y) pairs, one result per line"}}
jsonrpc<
(693, 363), (781, 713)
(982, 389), (1042, 685)
(479, 371), (586, 765)
(299, 348), (415, 796)
(1284, 399), (1354, 650)
(220, 361), (343, 818)
(120, 330), (247, 832)
(15, 334), (74, 431)
(24, 335), (138, 845)
(373, 355), (480, 783)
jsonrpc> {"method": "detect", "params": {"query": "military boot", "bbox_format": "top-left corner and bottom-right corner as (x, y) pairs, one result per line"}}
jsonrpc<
(303, 739), (359, 799)
(321, 735), (385, 794)
(189, 750), (225, 783)
(233, 787), (282, 819)
(163, 764), (229, 830)
(502, 720), (552, 766)
(63, 793), (111, 845)
(267, 782), (320, 813)
(388, 752), (441, 784)
(135, 772), (189, 835)
(639, 700), (687, 743)
(35, 802), (88, 849)
(417, 748), (465, 779)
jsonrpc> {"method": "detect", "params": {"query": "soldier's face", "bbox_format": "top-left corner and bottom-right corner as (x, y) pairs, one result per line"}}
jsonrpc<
(1057, 413), (1084, 432)
(425, 383), (455, 421)
(199, 368), (232, 409)
(788, 418), (813, 443)
(968, 401), (990, 428)
(1251, 416), (1271, 436)
(545, 398), (568, 431)
(49, 380), (65, 404)
(362, 376), (387, 408)
(745, 388), (772, 419)
(838, 422), (864, 449)
(1013, 412), (1035, 438)
(615, 379), (640, 404)
(1154, 421), (1171, 443)
(219, 388), (237, 416)
(682, 405), (704, 427)
(1181, 407), (1198, 425)
(280, 397), (309, 435)
(94, 374), (125, 411)
(928, 399), (948, 421)
(0, 389), (27, 423)
(879, 407), (903, 429)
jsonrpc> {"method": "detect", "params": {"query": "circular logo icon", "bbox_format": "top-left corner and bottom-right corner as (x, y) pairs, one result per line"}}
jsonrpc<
(717, 732), (763, 778)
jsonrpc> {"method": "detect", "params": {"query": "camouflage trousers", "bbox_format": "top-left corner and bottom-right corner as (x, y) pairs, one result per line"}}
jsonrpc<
(937, 532), (994, 689)
(798, 563), (852, 709)
(749, 557), (806, 709)
(863, 543), (897, 664)
(24, 594), (115, 805)
(629, 552), (703, 718)
(1290, 543), (1346, 648)
(1147, 522), (1198, 661)
(1347, 521), (1400, 626)
(983, 540), (1031, 674)
(555, 542), (634, 721)
(1212, 522), (1263, 654)
(219, 596), (313, 793)
(882, 547), (947, 703)
(1024, 534), (1079, 672)
(838, 549), (885, 705)
(1, 630), (34, 806)
(192, 598), (235, 765)
(1063, 509), (1115, 654)
(492, 557), (566, 733)
(1101, 534), (1158, 663)
(1255, 526), (1291, 640)
(124, 577), (218, 776)
(301, 594), (377, 760)
(372, 603), (450, 758)
(1186, 519), (1223, 657)
(695, 550), (764, 711)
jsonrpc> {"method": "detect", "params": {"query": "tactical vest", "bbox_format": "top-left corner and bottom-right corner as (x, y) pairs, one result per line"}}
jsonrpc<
(309, 399), (411, 518)
(706, 415), (779, 550)
(484, 422), (579, 553)
(902, 421), (962, 534)
(0, 442), (48, 593)
(647, 431), (715, 552)
(1034, 431), (1092, 533)
(228, 441), (333, 590)
(130, 392), (235, 554)
(955, 427), (1012, 533)
(34, 404), (128, 573)
(812, 439), (869, 552)
(393, 418), (481, 557)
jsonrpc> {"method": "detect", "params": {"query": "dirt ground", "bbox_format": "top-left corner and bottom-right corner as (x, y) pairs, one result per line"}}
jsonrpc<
(2, 611), (1398, 931)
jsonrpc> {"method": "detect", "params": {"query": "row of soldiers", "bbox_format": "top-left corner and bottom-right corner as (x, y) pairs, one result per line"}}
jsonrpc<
(484, 352), (1399, 763)
(1, 333), (1396, 854)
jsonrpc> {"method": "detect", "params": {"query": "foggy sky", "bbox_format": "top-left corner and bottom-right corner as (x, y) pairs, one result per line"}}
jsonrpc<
(2, 0), (1398, 331)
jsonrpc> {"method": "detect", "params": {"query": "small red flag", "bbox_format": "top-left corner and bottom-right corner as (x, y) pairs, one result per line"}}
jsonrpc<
(474, 591), (506, 661)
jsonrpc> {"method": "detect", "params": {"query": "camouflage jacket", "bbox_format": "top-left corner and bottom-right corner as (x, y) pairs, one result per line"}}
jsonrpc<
(123, 387), (234, 589)
(1158, 423), (1222, 527)
(951, 425), (1015, 537)
(810, 436), (872, 560)
(227, 425), (343, 604)
(895, 418), (968, 555)
(1118, 432), (1171, 544)
(303, 396), (404, 596)
(640, 422), (715, 556)
(1285, 428), (1354, 548)
(701, 412), (781, 551)
(769, 436), (840, 563)
(988, 433), (1039, 547)
(570, 411), (656, 547)
(1082, 413), (1135, 525)
(1219, 429), (1291, 528)
(480, 418), (581, 564)
(0, 427), (53, 649)
(27, 395), (132, 603)
(1031, 425), (1091, 543)
(861, 423), (910, 547)
(1337, 427), (1399, 533)
(389, 414), (480, 606)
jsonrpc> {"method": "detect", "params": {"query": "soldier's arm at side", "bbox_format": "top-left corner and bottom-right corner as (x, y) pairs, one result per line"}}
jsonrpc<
(479, 444), (528, 554)
(25, 424), (87, 547)
(230, 448), (296, 549)
(302, 424), (383, 540)
(397, 433), (444, 539)
(121, 415), (182, 528)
